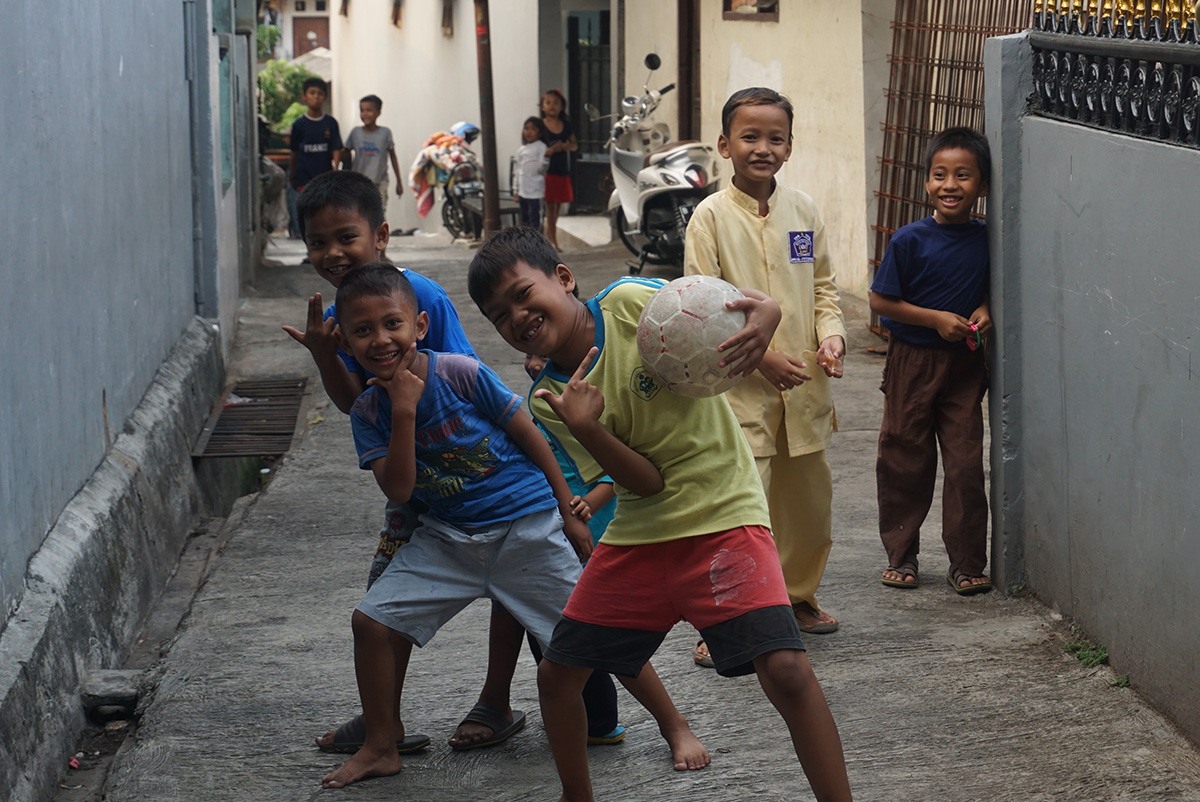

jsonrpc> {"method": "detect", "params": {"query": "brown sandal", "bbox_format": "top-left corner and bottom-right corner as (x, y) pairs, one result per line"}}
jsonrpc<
(947, 566), (993, 595)
(881, 562), (919, 589)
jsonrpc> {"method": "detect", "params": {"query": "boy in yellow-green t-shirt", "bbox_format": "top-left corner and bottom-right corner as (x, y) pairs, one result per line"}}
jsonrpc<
(467, 226), (852, 802)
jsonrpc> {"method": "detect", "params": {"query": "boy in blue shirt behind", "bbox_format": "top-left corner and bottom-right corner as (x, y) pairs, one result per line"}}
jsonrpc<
(869, 126), (993, 595)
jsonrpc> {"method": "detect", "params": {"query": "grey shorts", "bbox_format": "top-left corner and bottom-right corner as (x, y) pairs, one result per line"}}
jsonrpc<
(358, 507), (582, 648)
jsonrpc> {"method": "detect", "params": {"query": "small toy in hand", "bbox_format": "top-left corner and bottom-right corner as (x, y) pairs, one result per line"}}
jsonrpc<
(816, 349), (844, 378)
(965, 322), (981, 352)
(636, 275), (748, 398)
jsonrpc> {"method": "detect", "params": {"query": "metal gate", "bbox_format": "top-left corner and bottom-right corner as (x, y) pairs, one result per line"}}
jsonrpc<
(567, 10), (612, 213)
(870, 0), (1030, 335)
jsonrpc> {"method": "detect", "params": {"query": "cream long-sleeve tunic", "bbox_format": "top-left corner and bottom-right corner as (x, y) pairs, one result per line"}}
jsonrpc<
(684, 181), (846, 458)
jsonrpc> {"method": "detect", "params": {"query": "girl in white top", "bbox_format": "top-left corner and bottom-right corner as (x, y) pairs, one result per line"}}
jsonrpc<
(514, 117), (549, 229)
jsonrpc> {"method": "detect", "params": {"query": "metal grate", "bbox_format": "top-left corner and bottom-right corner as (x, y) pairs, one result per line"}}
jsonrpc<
(870, 0), (1030, 335)
(192, 378), (308, 458)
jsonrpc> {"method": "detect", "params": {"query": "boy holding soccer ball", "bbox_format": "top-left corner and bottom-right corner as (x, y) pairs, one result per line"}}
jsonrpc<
(468, 226), (852, 802)
(685, 87), (847, 646)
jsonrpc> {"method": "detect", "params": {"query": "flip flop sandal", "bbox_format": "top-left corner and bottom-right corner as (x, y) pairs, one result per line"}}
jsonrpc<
(947, 566), (993, 596)
(881, 562), (919, 589)
(793, 601), (840, 634)
(693, 638), (715, 669)
(316, 714), (431, 754)
(587, 724), (627, 745)
(448, 702), (527, 751)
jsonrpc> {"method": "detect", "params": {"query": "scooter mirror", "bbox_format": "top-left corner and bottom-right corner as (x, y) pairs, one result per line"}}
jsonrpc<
(584, 103), (601, 120)
(644, 53), (661, 71)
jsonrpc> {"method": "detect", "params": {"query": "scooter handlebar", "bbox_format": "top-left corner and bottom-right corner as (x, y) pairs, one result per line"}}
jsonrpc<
(659, 83), (676, 96)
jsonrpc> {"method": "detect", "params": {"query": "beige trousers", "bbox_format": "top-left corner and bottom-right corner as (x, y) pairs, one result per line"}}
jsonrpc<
(755, 425), (833, 609)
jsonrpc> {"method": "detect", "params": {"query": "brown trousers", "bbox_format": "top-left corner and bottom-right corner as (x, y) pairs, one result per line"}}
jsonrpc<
(876, 338), (988, 575)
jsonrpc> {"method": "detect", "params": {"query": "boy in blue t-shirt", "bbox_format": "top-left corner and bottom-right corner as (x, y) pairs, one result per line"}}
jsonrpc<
(321, 266), (702, 789)
(524, 353), (616, 543)
(869, 126), (993, 596)
(285, 171), (548, 755)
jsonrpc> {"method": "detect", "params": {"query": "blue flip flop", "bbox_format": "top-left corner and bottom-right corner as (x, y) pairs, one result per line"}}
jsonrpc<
(449, 702), (526, 751)
(588, 724), (627, 746)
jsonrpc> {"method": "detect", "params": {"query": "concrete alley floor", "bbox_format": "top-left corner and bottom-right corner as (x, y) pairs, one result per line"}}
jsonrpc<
(101, 231), (1200, 801)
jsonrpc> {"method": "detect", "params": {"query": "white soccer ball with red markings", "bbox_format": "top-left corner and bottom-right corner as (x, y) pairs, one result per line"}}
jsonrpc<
(636, 275), (748, 398)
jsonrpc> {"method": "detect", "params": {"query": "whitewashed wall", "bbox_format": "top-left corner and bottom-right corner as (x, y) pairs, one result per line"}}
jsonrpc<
(332, 0), (540, 235)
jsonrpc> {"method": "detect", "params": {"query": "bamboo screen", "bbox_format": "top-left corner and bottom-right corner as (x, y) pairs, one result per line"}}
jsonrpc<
(870, 0), (1031, 334)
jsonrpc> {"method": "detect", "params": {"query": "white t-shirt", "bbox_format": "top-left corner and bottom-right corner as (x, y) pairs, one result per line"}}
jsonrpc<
(514, 140), (548, 199)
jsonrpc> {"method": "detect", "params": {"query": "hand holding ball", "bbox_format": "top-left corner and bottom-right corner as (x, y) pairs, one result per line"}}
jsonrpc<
(636, 276), (749, 398)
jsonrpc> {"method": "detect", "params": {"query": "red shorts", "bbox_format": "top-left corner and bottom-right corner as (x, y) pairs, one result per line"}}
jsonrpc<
(561, 526), (789, 631)
(544, 173), (574, 204)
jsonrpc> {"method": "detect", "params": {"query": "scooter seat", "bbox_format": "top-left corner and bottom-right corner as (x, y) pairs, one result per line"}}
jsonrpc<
(644, 140), (703, 167)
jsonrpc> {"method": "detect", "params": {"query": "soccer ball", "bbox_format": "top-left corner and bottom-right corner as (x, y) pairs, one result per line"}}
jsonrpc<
(636, 275), (748, 398)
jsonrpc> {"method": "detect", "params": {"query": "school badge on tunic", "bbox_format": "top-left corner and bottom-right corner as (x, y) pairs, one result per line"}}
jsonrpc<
(788, 231), (814, 263)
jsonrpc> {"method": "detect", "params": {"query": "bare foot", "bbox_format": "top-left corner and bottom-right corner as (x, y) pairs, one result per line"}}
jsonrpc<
(660, 721), (710, 771)
(321, 744), (401, 789)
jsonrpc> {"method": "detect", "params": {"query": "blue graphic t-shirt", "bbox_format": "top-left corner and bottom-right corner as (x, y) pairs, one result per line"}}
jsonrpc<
(350, 351), (557, 527)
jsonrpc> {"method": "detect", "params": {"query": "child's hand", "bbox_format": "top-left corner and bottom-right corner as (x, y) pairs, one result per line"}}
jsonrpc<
(568, 494), (593, 522)
(758, 351), (812, 391)
(717, 289), (782, 377)
(934, 311), (974, 343)
(368, 348), (424, 412)
(533, 347), (604, 432)
(969, 304), (992, 336)
(817, 335), (846, 378)
(282, 293), (339, 358)
(562, 513), (594, 561)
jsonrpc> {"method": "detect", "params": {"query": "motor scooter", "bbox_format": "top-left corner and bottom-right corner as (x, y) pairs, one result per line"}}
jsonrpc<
(587, 54), (718, 274)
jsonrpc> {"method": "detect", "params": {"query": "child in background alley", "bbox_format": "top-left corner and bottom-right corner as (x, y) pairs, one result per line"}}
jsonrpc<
(514, 117), (549, 230)
(322, 266), (705, 788)
(287, 77), (342, 239)
(344, 94), (403, 214)
(283, 170), (537, 756)
(539, 89), (576, 251)
(869, 126), (993, 595)
(685, 87), (847, 655)
(469, 226), (853, 802)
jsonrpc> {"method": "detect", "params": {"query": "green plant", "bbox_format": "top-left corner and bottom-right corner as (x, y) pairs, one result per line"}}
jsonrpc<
(257, 59), (319, 130)
(1111, 674), (1130, 688)
(1063, 624), (1109, 668)
(257, 24), (282, 61)
(275, 102), (308, 135)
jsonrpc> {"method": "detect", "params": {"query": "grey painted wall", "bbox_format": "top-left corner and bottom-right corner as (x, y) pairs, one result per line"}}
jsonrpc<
(0, 4), (197, 620)
(988, 34), (1200, 743)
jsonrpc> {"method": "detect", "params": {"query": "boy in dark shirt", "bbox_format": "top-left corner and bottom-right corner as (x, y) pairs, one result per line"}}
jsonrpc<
(287, 77), (342, 238)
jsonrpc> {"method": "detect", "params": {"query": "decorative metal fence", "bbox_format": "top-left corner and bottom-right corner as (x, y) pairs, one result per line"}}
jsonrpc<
(1030, 2), (1200, 147)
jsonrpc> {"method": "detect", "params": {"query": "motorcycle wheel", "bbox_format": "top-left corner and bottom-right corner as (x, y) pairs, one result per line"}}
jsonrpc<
(614, 208), (674, 266)
(442, 197), (469, 240)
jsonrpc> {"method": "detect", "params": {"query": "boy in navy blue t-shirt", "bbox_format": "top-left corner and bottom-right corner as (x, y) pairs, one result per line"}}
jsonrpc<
(869, 126), (994, 596)
(287, 77), (342, 238)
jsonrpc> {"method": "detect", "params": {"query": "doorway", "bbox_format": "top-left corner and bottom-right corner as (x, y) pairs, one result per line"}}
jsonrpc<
(566, 9), (611, 212)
